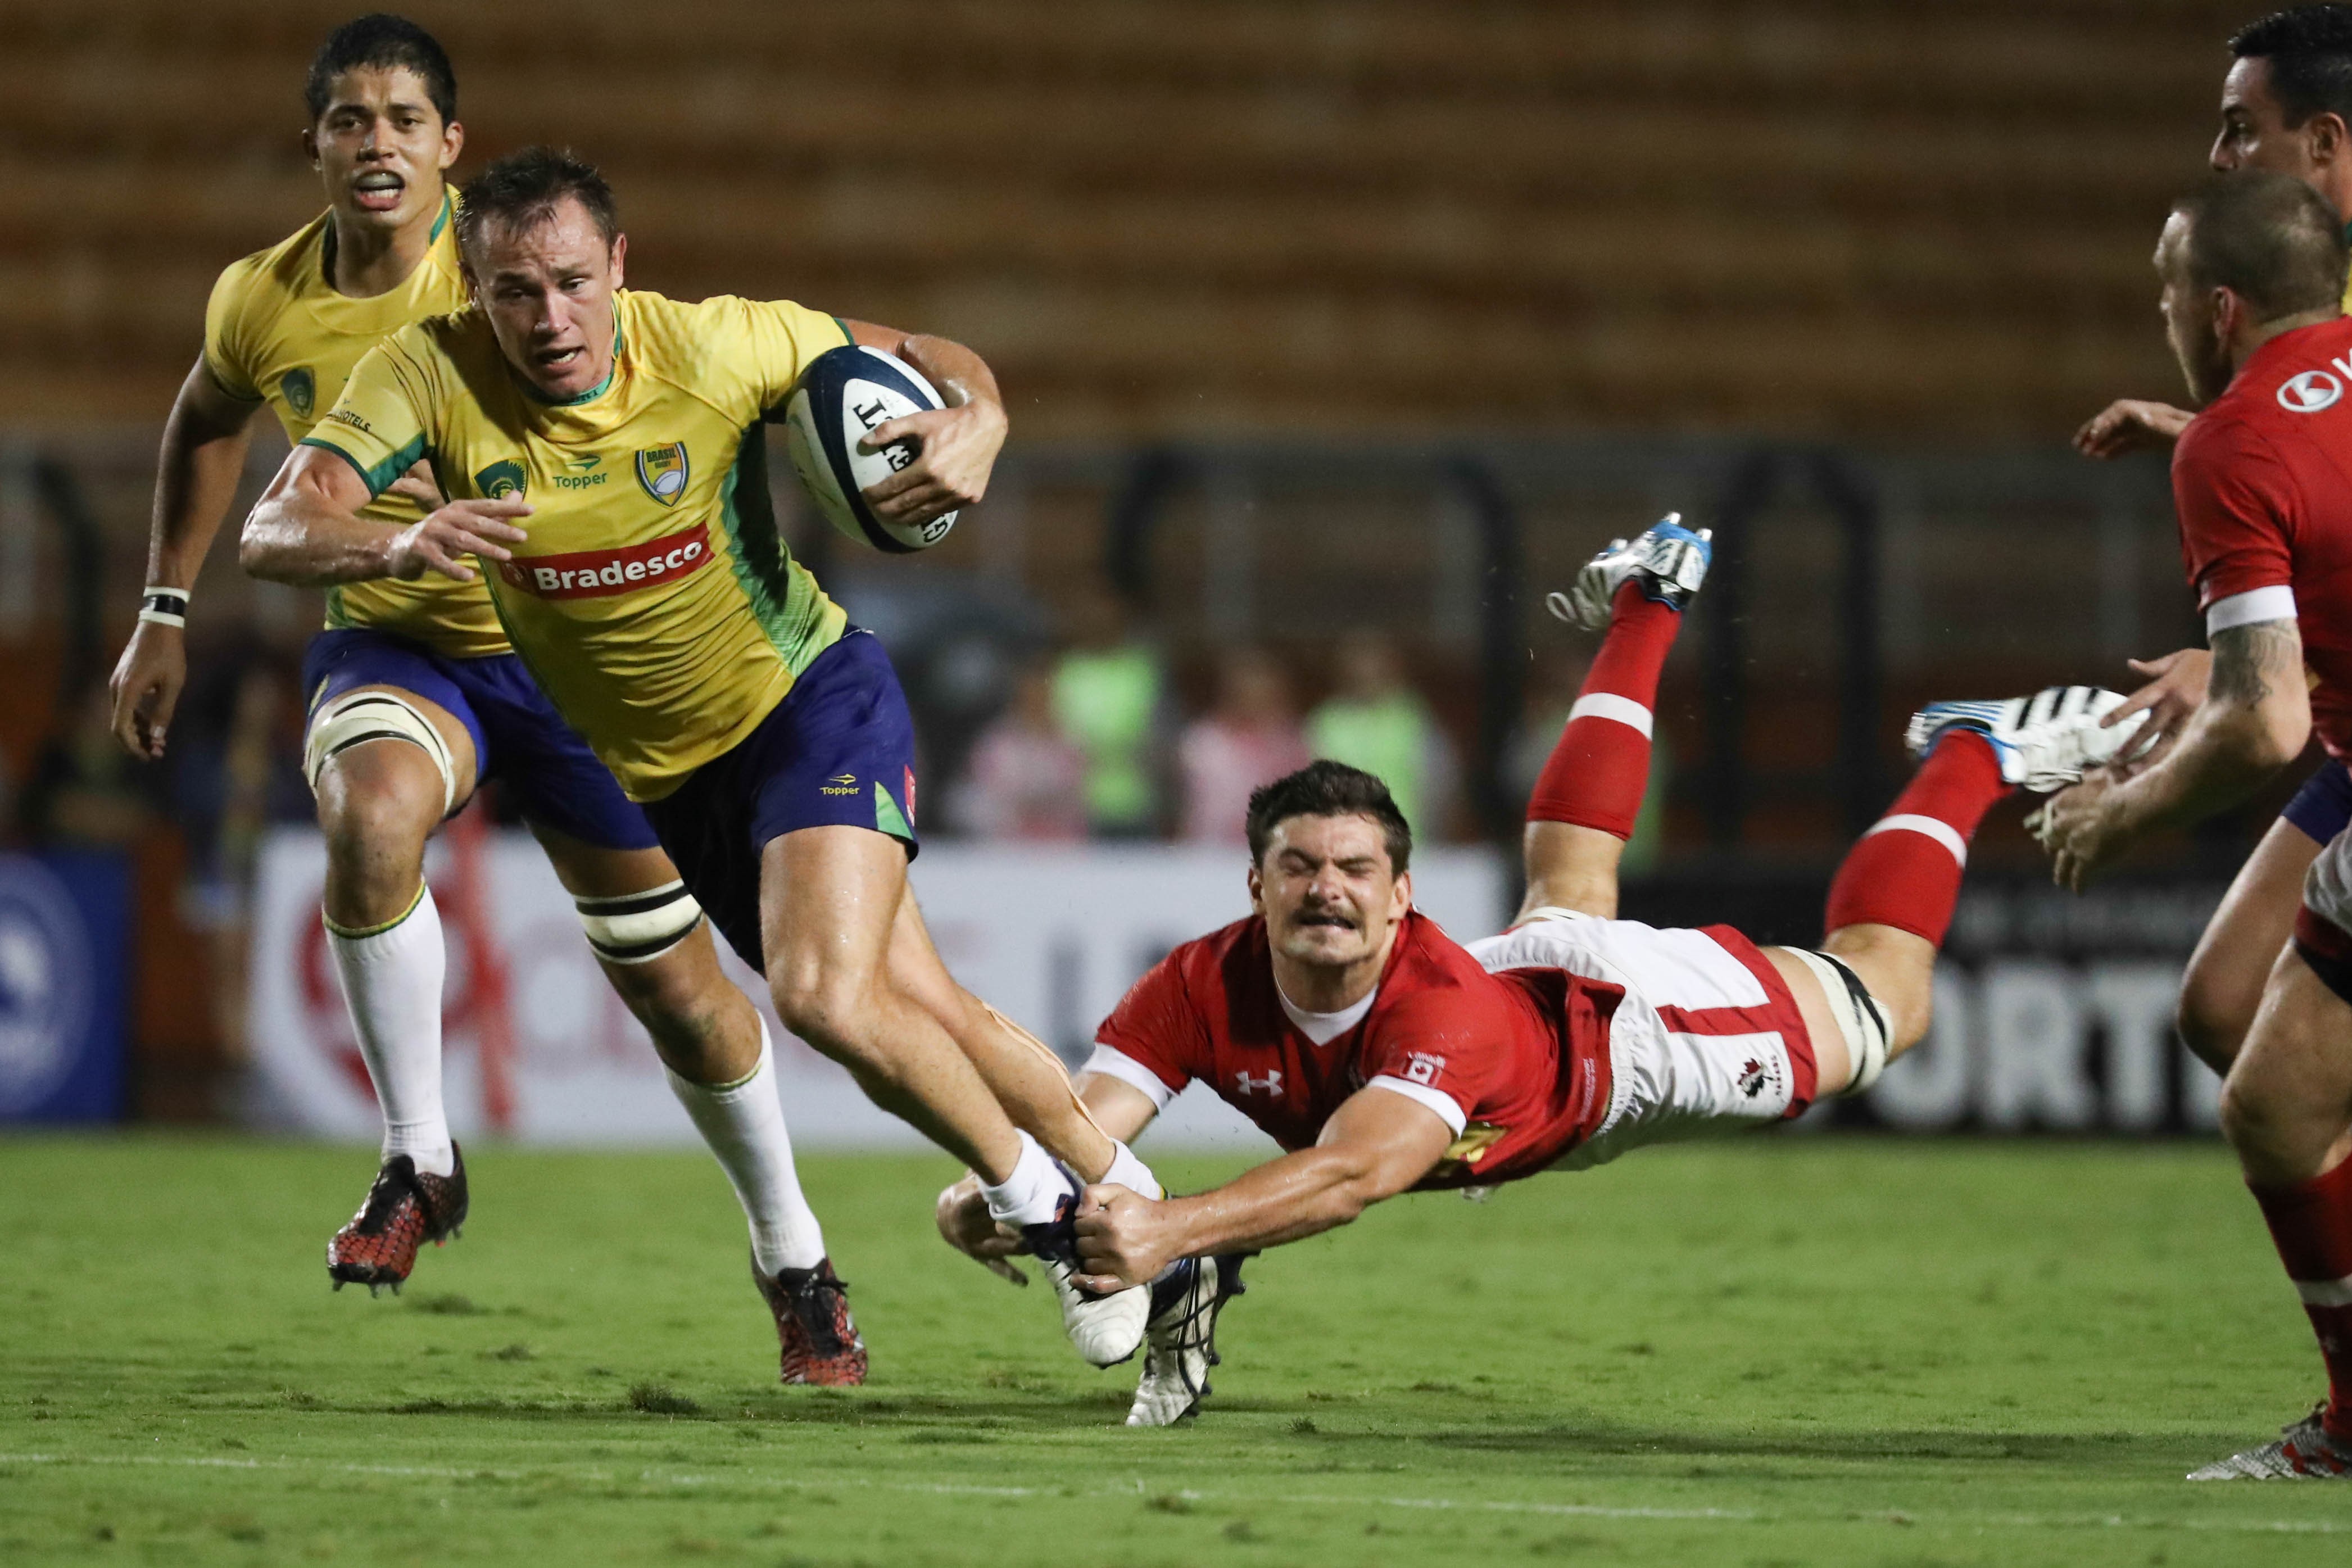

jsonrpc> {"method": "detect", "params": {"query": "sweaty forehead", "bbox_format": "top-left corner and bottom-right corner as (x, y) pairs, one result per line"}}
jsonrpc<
(321, 65), (437, 118)
(1266, 813), (1393, 867)
(476, 205), (608, 275)
(2222, 56), (2282, 120)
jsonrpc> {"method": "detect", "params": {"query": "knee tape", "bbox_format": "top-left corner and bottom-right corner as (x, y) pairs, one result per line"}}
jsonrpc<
(577, 879), (704, 965)
(1784, 946), (1892, 1096)
(304, 690), (458, 816)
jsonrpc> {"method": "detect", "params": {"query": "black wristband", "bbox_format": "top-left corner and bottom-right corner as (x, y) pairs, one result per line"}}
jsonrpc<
(138, 588), (189, 628)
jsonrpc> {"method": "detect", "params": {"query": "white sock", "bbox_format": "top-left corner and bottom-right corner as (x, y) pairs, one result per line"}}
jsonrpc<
(1102, 1139), (1163, 1200)
(329, 885), (455, 1177)
(665, 1020), (827, 1275)
(979, 1131), (1069, 1229)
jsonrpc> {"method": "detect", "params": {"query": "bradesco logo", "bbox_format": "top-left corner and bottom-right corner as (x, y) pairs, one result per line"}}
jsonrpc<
(500, 523), (713, 600)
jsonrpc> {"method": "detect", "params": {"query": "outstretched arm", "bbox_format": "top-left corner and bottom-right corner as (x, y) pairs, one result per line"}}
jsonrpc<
(107, 357), (259, 759)
(2073, 398), (2194, 460)
(241, 445), (532, 587)
(935, 1072), (1159, 1284)
(2033, 618), (2310, 890)
(842, 319), (1007, 530)
(1071, 1087), (1453, 1289)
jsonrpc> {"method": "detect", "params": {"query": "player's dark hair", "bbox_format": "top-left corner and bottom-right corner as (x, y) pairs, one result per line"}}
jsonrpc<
(2171, 170), (2350, 320)
(457, 147), (621, 263)
(1245, 760), (1413, 874)
(305, 14), (457, 126)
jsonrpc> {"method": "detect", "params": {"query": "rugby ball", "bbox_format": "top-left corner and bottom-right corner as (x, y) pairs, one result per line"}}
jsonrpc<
(782, 345), (959, 554)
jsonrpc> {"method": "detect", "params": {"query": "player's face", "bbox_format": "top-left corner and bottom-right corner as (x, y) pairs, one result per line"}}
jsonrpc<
(468, 201), (629, 402)
(2155, 214), (2231, 405)
(302, 67), (461, 234)
(1249, 814), (1411, 975)
(2212, 58), (2321, 179)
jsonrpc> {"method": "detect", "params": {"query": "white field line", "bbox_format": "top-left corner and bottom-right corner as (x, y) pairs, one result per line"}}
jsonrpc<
(1, 1452), (2348, 1534)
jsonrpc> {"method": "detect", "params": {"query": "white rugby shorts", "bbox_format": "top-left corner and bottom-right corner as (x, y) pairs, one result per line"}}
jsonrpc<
(1465, 909), (1819, 1171)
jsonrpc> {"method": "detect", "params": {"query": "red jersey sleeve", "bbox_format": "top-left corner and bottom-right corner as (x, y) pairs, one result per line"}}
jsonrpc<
(1357, 986), (1513, 1135)
(2173, 414), (2301, 623)
(1091, 950), (1211, 1100)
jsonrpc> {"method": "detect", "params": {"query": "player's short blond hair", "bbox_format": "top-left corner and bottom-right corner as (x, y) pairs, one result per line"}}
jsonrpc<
(2170, 170), (2349, 323)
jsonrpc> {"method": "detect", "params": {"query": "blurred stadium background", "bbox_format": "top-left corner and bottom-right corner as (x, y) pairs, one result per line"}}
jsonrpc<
(0, 1), (2276, 1144)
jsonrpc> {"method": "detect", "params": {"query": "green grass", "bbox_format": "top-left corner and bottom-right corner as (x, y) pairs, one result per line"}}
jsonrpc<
(2, 1135), (2348, 1565)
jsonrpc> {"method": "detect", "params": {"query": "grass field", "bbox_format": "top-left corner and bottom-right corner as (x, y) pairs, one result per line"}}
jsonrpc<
(2, 1135), (2349, 1565)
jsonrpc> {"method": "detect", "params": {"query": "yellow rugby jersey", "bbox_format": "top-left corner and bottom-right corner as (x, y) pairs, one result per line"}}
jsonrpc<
(203, 193), (507, 659)
(301, 289), (855, 800)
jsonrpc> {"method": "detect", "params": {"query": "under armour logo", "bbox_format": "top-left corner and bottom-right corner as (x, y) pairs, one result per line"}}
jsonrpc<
(1235, 1069), (1283, 1097)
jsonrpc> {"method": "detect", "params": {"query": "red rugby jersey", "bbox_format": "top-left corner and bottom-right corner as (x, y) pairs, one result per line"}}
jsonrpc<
(2173, 314), (2352, 758)
(1089, 910), (1619, 1189)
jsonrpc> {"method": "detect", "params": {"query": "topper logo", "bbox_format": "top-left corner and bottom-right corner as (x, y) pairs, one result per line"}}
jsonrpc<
(2280, 369), (2344, 414)
(500, 523), (713, 600)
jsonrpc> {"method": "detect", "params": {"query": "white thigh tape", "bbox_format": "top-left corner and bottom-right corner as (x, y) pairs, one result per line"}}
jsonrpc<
(1784, 946), (1891, 1096)
(576, 879), (704, 964)
(303, 690), (457, 816)
(2304, 832), (2352, 941)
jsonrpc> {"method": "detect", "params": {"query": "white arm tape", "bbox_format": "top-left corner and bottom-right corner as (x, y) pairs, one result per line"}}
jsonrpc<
(303, 690), (458, 815)
(2206, 584), (2297, 636)
(1081, 1045), (1177, 1110)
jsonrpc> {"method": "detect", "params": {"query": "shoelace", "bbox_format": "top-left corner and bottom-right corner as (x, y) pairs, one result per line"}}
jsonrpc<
(1148, 1261), (1231, 1402)
(347, 1163), (418, 1235)
(786, 1271), (854, 1354)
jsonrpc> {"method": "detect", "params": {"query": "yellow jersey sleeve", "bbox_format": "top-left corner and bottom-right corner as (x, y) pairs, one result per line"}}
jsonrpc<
(200, 258), (267, 403)
(725, 298), (854, 413)
(299, 336), (437, 498)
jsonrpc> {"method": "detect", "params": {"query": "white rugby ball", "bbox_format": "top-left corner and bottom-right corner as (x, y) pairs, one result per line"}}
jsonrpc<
(782, 345), (959, 554)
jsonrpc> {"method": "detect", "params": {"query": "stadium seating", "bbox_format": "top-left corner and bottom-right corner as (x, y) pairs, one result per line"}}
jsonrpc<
(0, 1), (2252, 436)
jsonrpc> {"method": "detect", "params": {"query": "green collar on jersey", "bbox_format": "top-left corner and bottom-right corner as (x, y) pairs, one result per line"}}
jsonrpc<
(519, 320), (627, 408)
(320, 189), (453, 290)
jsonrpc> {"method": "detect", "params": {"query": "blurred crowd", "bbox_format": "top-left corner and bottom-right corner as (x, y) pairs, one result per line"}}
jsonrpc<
(944, 580), (1666, 864)
(4, 577), (1667, 968)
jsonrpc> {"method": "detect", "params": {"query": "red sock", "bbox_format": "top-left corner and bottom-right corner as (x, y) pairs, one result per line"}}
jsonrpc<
(1822, 730), (2010, 945)
(1527, 584), (1682, 838)
(2251, 1158), (2352, 1441)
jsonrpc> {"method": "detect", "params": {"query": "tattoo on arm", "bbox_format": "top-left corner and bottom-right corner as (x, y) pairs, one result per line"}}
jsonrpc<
(2208, 620), (2300, 707)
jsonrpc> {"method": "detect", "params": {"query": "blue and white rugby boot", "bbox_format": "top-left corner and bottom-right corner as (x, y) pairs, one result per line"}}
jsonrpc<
(1903, 685), (2147, 794)
(1547, 513), (1713, 631)
(2187, 1407), (2352, 1480)
(1126, 1253), (1250, 1427)
(1021, 1173), (1150, 1368)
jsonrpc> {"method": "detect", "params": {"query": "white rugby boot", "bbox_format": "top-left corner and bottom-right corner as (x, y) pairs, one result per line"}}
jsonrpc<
(1020, 1176), (1150, 1368)
(2187, 1407), (2352, 1480)
(1126, 1253), (1250, 1427)
(1547, 514), (1713, 631)
(1903, 685), (2148, 794)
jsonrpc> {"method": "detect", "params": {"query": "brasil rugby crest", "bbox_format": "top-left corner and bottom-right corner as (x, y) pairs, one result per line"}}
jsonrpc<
(474, 459), (528, 499)
(636, 442), (689, 505)
(281, 368), (315, 419)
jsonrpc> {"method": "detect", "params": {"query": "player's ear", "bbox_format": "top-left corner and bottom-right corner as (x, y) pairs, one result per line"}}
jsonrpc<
(2311, 111), (2348, 167)
(437, 116), (464, 170)
(1394, 867), (1413, 916)
(301, 126), (320, 169)
(1245, 860), (1265, 914)
(2213, 285), (2245, 345)
(609, 232), (628, 290)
